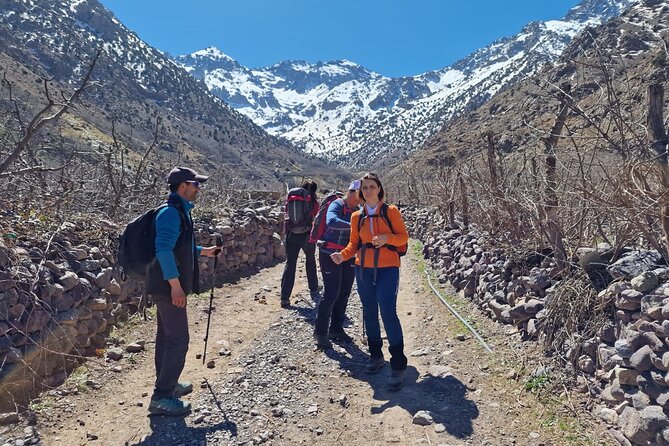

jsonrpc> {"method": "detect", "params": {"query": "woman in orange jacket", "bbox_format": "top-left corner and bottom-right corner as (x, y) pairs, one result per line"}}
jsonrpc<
(331, 172), (409, 390)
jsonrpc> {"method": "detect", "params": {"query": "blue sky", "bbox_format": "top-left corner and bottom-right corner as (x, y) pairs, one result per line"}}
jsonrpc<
(99, 0), (581, 77)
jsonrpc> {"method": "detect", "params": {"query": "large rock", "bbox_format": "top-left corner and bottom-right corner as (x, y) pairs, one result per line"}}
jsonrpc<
(608, 250), (664, 280)
(641, 297), (668, 321)
(616, 339), (635, 359)
(629, 345), (655, 371)
(631, 272), (660, 293)
(95, 268), (113, 289)
(616, 289), (644, 311)
(24, 309), (51, 333)
(412, 410), (435, 426)
(508, 304), (533, 322)
(617, 368), (641, 386)
(57, 271), (79, 291)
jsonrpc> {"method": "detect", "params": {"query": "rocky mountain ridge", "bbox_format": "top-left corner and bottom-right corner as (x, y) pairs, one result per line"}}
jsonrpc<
(176, 0), (637, 168)
(0, 0), (341, 188)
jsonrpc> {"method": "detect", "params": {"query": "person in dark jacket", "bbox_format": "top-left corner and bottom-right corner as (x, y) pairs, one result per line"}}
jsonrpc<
(147, 166), (219, 416)
(280, 179), (319, 308)
(313, 180), (361, 349)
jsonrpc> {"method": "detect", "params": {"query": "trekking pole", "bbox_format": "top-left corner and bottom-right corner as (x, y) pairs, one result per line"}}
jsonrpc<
(202, 235), (223, 365)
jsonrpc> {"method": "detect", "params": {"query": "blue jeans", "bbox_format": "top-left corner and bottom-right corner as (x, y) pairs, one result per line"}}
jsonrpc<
(356, 266), (407, 371)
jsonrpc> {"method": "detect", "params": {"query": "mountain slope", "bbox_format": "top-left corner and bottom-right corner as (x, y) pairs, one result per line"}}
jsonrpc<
(388, 0), (668, 187)
(0, 0), (338, 188)
(176, 0), (637, 168)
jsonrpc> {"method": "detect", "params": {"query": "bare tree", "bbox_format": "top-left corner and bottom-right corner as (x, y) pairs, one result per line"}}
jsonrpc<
(0, 50), (100, 177)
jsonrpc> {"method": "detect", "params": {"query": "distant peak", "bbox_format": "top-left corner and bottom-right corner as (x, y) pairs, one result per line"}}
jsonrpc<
(564, 0), (638, 23)
(190, 46), (234, 61)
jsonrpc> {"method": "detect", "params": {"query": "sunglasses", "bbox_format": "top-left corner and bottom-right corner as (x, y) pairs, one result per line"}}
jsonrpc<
(186, 180), (202, 188)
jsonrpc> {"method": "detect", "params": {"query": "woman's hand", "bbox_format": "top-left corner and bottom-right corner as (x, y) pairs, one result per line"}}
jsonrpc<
(330, 252), (344, 265)
(372, 234), (388, 247)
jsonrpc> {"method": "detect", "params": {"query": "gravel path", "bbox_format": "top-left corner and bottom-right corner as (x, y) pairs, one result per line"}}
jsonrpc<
(30, 242), (615, 446)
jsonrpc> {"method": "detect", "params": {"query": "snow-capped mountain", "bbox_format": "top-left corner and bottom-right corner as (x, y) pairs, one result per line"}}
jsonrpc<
(0, 0), (327, 187)
(176, 0), (637, 168)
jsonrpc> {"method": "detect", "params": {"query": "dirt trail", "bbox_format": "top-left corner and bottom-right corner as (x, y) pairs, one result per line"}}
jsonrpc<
(33, 243), (614, 446)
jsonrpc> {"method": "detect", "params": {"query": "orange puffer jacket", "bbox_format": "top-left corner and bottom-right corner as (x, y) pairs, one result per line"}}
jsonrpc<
(339, 202), (409, 268)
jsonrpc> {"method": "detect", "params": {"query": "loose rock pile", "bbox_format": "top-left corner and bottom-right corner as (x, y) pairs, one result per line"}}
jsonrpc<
(0, 205), (285, 415)
(403, 207), (669, 446)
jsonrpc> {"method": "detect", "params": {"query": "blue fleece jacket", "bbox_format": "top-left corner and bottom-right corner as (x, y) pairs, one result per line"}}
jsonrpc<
(319, 198), (356, 254)
(154, 193), (202, 280)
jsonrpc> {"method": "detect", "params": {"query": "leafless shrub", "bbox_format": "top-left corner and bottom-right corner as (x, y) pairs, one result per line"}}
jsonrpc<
(540, 271), (610, 368)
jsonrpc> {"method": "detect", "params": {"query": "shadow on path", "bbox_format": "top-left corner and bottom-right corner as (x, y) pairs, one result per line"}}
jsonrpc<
(292, 293), (479, 440)
(130, 416), (237, 445)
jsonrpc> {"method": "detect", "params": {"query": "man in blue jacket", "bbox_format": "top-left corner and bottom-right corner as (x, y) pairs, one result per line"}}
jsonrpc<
(313, 180), (361, 349)
(147, 166), (219, 416)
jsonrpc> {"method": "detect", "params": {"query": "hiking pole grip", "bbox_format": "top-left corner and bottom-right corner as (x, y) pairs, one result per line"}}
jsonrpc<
(202, 235), (224, 365)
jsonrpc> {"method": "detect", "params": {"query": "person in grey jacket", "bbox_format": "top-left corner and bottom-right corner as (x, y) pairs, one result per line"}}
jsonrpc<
(147, 166), (219, 416)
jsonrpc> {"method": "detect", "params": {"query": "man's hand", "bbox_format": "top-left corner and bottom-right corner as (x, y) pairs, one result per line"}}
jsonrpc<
(330, 252), (344, 265)
(372, 234), (388, 247)
(201, 246), (221, 257)
(168, 278), (186, 307)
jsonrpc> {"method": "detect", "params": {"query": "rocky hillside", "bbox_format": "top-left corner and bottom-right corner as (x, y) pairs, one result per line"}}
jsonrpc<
(176, 0), (636, 168)
(0, 0), (342, 188)
(387, 0), (668, 186)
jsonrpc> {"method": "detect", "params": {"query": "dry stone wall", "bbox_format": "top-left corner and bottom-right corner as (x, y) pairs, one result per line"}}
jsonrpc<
(0, 205), (285, 411)
(404, 207), (669, 446)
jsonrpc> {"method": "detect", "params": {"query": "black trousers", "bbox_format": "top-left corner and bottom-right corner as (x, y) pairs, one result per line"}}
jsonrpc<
(152, 297), (190, 400)
(281, 231), (318, 300)
(314, 252), (355, 336)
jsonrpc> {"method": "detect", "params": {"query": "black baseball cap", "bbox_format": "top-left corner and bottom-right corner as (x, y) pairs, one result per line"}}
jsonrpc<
(166, 166), (209, 185)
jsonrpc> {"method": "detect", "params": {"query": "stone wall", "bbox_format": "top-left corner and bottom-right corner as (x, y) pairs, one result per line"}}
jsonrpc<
(0, 205), (285, 411)
(404, 207), (669, 446)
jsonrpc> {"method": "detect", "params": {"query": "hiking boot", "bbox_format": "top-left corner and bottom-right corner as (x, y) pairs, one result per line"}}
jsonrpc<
(328, 330), (354, 343)
(280, 299), (290, 308)
(314, 333), (332, 350)
(364, 356), (385, 374)
(388, 369), (406, 390)
(148, 396), (191, 416)
(173, 381), (193, 397)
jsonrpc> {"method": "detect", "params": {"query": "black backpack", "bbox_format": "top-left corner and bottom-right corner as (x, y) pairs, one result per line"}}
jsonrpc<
(285, 187), (313, 233)
(118, 201), (184, 281)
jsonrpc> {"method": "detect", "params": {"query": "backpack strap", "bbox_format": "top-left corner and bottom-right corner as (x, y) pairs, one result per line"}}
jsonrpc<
(380, 203), (395, 234)
(356, 205), (402, 284)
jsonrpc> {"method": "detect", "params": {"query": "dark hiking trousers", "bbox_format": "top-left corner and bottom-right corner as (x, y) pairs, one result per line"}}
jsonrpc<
(314, 253), (355, 336)
(281, 231), (318, 301)
(356, 266), (408, 371)
(152, 296), (190, 400)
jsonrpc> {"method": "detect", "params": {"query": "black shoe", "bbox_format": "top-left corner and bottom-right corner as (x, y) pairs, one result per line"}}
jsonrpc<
(387, 369), (406, 390)
(280, 299), (290, 308)
(364, 357), (385, 374)
(314, 333), (332, 350)
(328, 330), (354, 343)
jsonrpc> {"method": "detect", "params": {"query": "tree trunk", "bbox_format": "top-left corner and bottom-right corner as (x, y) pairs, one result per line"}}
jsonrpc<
(542, 83), (571, 272)
(647, 83), (669, 260)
